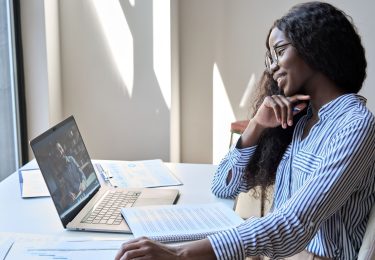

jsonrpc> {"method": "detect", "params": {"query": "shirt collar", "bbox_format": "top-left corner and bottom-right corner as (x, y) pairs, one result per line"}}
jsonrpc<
(306, 93), (367, 120)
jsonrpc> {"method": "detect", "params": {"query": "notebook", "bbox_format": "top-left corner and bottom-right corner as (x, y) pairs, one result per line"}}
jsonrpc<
(30, 116), (179, 233)
(121, 203), (244, 243)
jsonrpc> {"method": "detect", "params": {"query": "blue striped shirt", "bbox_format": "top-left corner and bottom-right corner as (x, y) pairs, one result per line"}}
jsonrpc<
(208, 94), (375, 260)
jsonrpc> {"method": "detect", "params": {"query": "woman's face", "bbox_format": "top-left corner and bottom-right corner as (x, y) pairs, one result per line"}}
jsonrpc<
(268, 27), (316, 96)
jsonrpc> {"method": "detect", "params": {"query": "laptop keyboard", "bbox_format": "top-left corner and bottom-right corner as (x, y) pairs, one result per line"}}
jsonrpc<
(81, 190), (141, 225)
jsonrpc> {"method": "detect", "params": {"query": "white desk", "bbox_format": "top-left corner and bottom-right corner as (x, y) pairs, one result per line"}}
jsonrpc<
(0, 160), (234, 241)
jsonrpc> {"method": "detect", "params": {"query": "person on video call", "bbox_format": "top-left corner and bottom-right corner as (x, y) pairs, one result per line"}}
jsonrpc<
(55, 142), (87, 203)
(115, 1), (374, 259)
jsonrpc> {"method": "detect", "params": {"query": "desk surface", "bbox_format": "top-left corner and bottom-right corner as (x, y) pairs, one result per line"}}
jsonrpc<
(0, 160), (234, 240)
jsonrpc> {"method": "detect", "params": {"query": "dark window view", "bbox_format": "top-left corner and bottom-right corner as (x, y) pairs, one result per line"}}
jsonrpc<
(0, 0), (21, 181)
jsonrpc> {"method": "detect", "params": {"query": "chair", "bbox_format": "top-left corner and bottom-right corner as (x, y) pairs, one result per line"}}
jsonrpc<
(234, 186), (273, 219)
(229, 120), (249, 147)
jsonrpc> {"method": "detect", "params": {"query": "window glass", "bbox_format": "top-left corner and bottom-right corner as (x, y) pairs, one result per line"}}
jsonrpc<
(0, 0), (20, 181)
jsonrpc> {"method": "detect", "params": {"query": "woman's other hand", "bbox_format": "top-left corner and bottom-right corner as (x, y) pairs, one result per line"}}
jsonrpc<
(115, 237), (216, 260)
(115, 237), (180, 260)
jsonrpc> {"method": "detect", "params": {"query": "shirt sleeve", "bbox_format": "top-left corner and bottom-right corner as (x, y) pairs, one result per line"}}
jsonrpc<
(208, 119), (375, 259)
(211, 139), (257, 199)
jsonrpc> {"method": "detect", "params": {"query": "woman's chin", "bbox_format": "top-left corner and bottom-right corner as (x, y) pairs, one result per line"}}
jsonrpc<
(283, 86), (300, 97)
(282, 87), (291, 96)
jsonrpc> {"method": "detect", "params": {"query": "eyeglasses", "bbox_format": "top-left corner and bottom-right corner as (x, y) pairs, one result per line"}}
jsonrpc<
(265, 43), (291, 73)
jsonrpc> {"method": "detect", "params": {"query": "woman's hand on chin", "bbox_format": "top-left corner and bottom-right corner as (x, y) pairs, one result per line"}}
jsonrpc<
(253, 94), (310, 129)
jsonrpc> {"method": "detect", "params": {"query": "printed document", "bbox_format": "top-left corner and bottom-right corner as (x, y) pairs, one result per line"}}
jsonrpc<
(121, 203), (244, 243)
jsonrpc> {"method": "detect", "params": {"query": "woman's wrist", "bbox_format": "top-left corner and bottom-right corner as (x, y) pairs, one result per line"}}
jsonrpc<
(175, 239), (216, 260)
(238, 119), (266, 148)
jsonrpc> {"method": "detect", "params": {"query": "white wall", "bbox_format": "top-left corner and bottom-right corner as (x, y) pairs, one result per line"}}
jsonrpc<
(58, 0), (176, 161)
(21, 0), (375, 164)
(23, 0), (178, 162)
(21, 0), (62, 159)
(44, 0), (63, 125)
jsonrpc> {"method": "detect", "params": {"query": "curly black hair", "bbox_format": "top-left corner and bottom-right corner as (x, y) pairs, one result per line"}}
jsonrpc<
(275, 1), (367, 93)
(246, 2), (367, 201)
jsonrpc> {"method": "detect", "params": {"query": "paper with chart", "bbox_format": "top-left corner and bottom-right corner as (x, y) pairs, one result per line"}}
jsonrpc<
(0, 232), (125, 260)
(96, 159), (182, 188)
(121, 203), (244, 242)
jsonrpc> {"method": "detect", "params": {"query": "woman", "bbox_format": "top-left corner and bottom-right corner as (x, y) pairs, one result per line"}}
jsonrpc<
(115, 2), (374, 259)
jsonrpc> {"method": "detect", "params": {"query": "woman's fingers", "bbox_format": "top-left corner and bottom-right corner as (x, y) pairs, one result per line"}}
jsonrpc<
(262, 94), (310, 129)
(288, 95), (311, 118)
(273, 95), (293, 128)
(119, 248), (145, 260)
(256, 94), (310, 129)
(264, 96), (281, 122)
(115, 237), (148, 260)
(116, 237), (179, 260)
(287, 94), (311, 103)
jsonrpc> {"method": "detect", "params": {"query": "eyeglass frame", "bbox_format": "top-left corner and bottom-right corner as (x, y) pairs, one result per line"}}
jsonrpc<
(265, 42), (292, 73)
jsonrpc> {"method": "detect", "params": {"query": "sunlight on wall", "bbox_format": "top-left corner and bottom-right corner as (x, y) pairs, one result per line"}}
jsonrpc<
(92, 0), (134, 97)
(153, 1), (171, 109)
(240, 73), (256, 108)
(213, 63), (235, 164)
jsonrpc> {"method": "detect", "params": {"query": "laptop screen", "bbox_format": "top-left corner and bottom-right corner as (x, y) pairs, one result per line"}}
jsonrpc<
(31, 116), (100, 220)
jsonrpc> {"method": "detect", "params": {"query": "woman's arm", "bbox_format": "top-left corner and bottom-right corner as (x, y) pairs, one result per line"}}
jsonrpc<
(114, 95), (311, 259)
(208, 118), (375, 259)
(237, 119), (266, 148)
(210, 143), (256, 199)
(211, 95), (310, 199)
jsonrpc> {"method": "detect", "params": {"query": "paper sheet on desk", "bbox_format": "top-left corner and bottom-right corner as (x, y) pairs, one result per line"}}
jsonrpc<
(18, 169), (50, 198)
(97, 159), (182, 188)
(0, 233), (125, 260)
(0, 238), (13, 260)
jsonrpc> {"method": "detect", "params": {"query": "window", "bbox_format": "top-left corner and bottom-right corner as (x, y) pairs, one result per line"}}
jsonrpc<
(0, 0), (27, 181)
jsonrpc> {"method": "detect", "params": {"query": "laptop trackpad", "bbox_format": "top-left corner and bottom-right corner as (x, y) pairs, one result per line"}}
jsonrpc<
(134, 189), (179, 206)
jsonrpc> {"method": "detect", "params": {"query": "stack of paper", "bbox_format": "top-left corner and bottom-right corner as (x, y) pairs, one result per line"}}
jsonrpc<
(121, 202), (244, 243)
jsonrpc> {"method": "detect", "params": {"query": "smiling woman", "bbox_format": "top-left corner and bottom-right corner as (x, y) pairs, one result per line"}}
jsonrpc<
(115, 2), (374, 260)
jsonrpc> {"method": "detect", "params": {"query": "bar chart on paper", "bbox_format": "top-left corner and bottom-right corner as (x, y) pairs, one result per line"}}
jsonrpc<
(96, 159), (182, 188)
(1, 233), (125, 260)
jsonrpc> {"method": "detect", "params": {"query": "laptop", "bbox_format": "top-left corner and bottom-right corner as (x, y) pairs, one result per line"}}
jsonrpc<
(30, 116), (179, 233)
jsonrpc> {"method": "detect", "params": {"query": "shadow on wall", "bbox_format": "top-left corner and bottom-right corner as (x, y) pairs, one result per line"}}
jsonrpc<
(61, 0), (171, 161)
